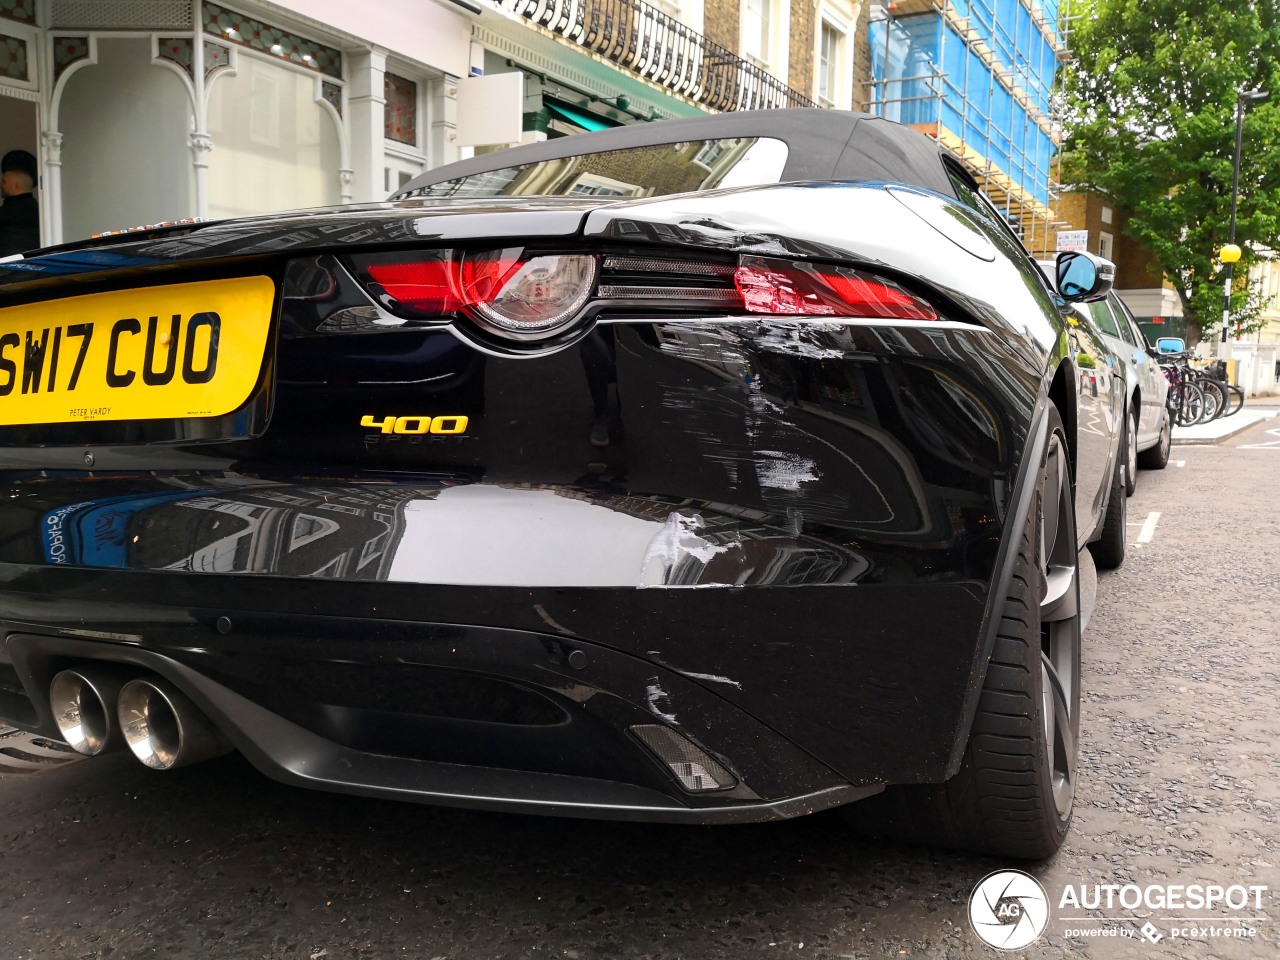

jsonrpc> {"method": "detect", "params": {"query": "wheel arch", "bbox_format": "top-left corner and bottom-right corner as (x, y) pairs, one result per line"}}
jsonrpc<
(1047, 359), (1077, 489)
(943, 394), (1059, 777)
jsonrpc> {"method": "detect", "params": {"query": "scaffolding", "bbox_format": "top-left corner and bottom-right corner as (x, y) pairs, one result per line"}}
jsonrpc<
(867, 0), (1071, 256)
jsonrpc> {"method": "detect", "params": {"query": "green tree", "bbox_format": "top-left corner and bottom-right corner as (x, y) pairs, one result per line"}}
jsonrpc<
(1059, 0), (1280, 342)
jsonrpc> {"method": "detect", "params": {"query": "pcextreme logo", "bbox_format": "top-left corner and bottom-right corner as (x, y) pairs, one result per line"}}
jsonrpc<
(968, 870), (1050, 950)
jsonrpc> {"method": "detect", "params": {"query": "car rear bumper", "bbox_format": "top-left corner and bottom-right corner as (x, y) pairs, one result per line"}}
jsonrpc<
(0, 561), (1002, 819)
(3, 628), (889, 822)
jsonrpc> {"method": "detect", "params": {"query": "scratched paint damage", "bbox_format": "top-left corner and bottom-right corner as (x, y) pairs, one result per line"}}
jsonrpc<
(645, 679), (678, 724)
(753, 450), (820, 492)
(642, 513), (737, 586)
(646, 652), (745, 690)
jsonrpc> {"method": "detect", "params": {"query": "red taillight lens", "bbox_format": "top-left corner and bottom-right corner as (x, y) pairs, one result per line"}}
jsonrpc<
(456, 252), (523, 305)
(364, 252), (524, 317)
(365, 259), (462, 314)
(733, 259), (936, 321)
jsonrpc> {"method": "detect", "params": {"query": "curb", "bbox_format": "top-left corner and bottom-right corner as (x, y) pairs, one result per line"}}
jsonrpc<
(1172, 410), (1278, 445)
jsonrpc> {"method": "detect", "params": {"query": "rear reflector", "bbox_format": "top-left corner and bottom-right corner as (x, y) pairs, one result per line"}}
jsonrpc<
(630, 724), (737, 793)
(469, 252), (597, 336)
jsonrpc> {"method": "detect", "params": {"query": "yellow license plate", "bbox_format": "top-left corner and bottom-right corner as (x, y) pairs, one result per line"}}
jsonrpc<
(0, 276), (274, 426)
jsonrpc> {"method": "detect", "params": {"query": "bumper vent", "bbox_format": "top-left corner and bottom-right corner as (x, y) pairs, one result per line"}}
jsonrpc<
(631, 723), (737, 793)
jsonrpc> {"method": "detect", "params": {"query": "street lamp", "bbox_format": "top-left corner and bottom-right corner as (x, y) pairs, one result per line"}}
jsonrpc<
(1220, 86), (1269, 350)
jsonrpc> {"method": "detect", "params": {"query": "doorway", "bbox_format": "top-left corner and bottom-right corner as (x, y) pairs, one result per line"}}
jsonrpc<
(0, 94), (41, 249)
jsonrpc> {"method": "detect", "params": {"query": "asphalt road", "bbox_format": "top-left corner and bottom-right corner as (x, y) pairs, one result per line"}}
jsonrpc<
(2, 415), (1279, 960)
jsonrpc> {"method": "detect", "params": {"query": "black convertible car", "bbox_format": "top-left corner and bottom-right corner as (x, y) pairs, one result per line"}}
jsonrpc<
(0, 111), (1126, 859)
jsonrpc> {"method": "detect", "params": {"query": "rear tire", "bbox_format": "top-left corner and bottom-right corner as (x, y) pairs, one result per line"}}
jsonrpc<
(1176, 383), (1205, 426)
(1199, 379), (1225, 422)
(1089, 424), (1127, 570)
(845, 408), (1081, 860)
(1223, 383), (1245, 417)
(1137, 404), (1171, 470)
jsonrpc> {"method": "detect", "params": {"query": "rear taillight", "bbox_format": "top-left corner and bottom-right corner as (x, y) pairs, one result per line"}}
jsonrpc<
(597, 254), (938, 321)
(353, 248), (939, 353)
(357, 247), (598, 341)
(365, 258), (466, 314)
(733, 257), (936, 321)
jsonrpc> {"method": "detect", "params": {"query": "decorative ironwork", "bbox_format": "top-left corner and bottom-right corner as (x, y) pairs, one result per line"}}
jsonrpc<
(384, 73), (417, 145)
(53, 35), (90, 83)
(496, 0), (816, 112)
(0, 0), (35, 25)
(203, 38), (230, 80)
(50, 0), (190, 29)
(321, 80), (342, 118)
(0, 32), (25, 81)
(156, 36), (193, 79)
(202, 2), (341, 79)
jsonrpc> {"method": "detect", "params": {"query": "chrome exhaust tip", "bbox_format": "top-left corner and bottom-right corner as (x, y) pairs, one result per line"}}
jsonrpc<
(49, 668), (128, 756)
(117, 678), (231, 770)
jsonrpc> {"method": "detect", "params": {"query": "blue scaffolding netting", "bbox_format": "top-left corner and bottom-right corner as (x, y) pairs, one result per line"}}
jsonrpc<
(869, 0), (1061, 212)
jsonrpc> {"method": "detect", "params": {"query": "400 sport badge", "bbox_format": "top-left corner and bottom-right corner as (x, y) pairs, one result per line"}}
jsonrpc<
(969, 870), (1050, 950)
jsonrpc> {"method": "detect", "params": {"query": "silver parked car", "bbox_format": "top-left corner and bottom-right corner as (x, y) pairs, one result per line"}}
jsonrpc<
(1041, 264), (1172, 492)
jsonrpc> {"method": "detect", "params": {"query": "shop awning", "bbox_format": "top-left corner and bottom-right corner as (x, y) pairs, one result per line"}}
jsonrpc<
(545, 100), (617, 132)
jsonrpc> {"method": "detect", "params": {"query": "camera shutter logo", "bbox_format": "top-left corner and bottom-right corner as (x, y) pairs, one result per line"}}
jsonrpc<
(968, 870), (1050, 949)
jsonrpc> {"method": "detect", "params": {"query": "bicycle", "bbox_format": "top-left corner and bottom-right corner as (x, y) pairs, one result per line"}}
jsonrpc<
(1197, 359), (1245, 417)
(1157, 353), (1207, 426)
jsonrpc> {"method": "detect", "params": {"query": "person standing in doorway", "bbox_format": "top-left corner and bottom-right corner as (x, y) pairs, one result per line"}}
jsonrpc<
(0, 149), (39, 257)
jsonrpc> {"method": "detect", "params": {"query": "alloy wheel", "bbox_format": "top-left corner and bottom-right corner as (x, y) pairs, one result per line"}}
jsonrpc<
(1037, 432), (1080, 818)
(1126, 410), (1138, 493)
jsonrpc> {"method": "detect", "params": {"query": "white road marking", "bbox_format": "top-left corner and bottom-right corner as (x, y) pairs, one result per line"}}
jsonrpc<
(1136, 512), (1161, 544)
(1173, 460), (1186, 467)
(1239, 427), (1280, 450)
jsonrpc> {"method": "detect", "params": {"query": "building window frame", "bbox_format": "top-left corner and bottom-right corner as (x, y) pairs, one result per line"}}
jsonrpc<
(816, 7), (850, 109)
(383, 62), (432, 196)
(740, 0), (789, 79)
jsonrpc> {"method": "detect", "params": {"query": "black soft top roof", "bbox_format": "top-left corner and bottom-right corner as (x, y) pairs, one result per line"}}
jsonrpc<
(393, 109), (957, 200)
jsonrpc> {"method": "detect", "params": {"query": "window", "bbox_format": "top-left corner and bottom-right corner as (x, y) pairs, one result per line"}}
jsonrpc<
(566, 174), (642, 197)
(397, 138), (789, 201)
(207, 54), (341, 219)
(1110, 293), (1148, 348)
(818, 20), (843, 108)
(743, 0), (770, 63)
(1088, 299), (1121, 338)
(694, 141), (729, 167)
(1098, 231), (1114, 262)
(384, 73), (418, 147)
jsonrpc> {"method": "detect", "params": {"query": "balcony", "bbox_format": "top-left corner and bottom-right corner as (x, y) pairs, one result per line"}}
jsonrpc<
(496, 0), (817, 113)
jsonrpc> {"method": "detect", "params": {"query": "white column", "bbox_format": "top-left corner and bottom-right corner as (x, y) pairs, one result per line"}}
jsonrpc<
(347, 48), (387, 204)
(189, 133), (214, 218)
(40, 131), (63, 246)
(429, 75), (461, 171)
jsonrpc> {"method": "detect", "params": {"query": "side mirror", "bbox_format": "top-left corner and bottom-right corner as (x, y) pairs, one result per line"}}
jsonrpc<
(1155, 337), (1186, 354)
(1145, 346), (1161, 359)
(1056, 251), (1115, 303)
